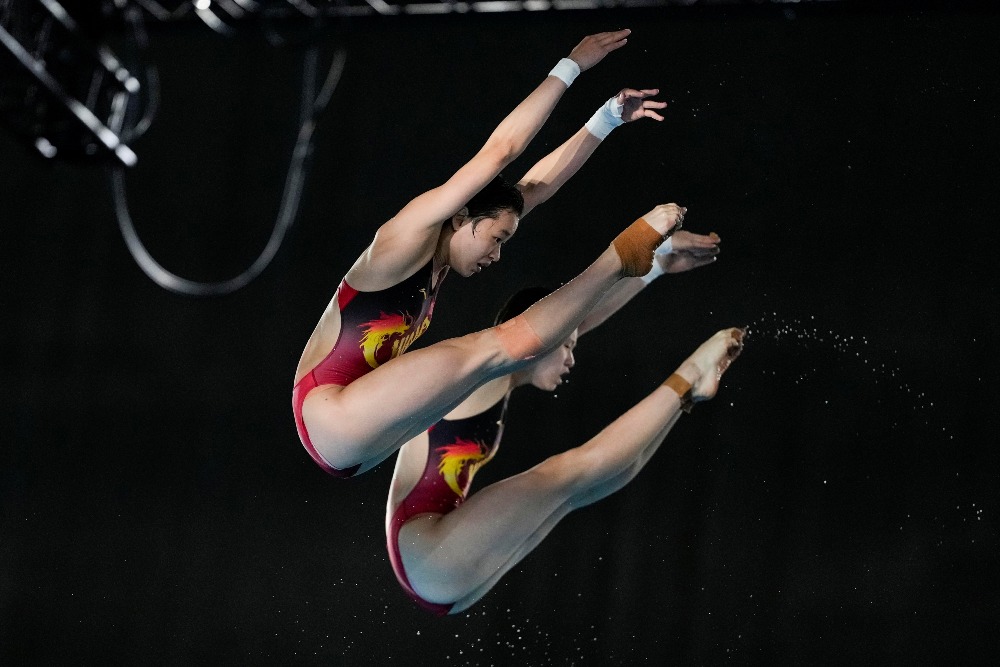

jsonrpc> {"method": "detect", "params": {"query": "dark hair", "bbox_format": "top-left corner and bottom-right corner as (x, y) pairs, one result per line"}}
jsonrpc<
(466, 175), (525, 225)
(494, 285), (555, 326)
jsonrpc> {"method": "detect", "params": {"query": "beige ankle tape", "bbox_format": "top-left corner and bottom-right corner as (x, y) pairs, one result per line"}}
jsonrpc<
(495, 315), (544, 361)
(612, 218), (665, 277)
(663, 373), (695, 413)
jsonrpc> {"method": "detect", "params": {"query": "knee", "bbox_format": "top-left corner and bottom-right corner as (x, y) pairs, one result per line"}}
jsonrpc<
(528, 452), (590, 497)
(493, 315), (545, 362)
(443, 328), (524, 375)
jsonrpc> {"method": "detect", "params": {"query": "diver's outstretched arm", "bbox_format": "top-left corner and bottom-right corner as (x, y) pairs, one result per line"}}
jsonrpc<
(578, 228), (721, 335)
(517, 87), (667, 218)
(364, 31), (633, 280)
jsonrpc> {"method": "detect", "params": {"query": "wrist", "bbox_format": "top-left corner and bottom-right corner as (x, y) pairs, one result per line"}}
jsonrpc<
(654, 237), (673, 256)
(548, 58), (581, 87)
(639, 259), (665, 285)
(585, 95), (625, 140)
(639, 238), (672, 284)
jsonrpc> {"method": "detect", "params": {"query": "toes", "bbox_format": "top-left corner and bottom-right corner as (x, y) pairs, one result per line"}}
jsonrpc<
(728, 328), (746, 358)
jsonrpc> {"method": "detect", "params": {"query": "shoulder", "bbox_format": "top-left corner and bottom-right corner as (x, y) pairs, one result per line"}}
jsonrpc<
(346, 223), (440, 292)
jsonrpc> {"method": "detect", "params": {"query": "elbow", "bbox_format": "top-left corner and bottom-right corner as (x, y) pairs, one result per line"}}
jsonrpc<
(483, 137), (521, 167)
(516, 182), (540, 214)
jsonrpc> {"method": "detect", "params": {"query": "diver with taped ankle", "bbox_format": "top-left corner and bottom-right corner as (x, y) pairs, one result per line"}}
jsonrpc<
(385, 279), (743, 615)
(293, 30), (673, 477)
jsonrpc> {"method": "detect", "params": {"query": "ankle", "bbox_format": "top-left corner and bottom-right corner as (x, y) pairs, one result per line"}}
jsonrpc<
(611, 218), (663, 277)
(663, 369), (696, 413)
(674, 360), (702, 388)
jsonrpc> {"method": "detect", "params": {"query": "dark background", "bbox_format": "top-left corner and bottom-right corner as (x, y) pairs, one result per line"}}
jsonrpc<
(3, 3), (999, 664)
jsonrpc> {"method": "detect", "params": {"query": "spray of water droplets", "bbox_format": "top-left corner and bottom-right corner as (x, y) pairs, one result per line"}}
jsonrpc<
(743, 312), (938, 418)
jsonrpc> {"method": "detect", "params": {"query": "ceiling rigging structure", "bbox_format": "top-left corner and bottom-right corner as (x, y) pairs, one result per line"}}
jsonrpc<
(3, 0), (348, 296)
(139, 0), (842, 24)
(2, 0), (842, 296)
(1, 0), (847, 164)
(1, 0), (140, 165)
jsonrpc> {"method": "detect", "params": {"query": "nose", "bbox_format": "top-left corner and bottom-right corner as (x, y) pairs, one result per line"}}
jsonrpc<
(489, 244), (501, 262)
(566, 351), (575, 368)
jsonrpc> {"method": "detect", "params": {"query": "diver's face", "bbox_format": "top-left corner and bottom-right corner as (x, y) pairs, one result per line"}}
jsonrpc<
(451, 210), (518, 277)
(529, 329), (578, 391)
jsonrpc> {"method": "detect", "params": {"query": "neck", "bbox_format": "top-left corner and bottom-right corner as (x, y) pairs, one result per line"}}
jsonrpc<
(509, 369), (534, 389)
(434, 223), (453, 269)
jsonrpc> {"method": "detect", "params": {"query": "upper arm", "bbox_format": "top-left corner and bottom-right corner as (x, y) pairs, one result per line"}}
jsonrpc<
(386, 145), (512, 240)
(515, 127), (601, 219)
(358, 146), (512, 283)
(378, 73), (571, 246)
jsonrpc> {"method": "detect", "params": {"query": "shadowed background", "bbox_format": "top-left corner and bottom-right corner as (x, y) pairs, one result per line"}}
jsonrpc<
(2, 3), (998, 664)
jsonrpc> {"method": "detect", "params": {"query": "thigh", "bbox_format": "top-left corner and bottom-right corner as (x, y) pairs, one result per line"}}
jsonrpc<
(398, 458), (579, 605)
(302, 329), (509, 471)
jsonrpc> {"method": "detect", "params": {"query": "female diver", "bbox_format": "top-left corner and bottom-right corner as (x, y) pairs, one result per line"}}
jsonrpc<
(293, 30), (674, 477)
(385, 232), (742, 614)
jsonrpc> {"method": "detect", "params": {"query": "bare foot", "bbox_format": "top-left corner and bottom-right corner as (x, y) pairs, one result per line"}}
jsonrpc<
(611, 203), (688, 277)
(674, 328), (745, 403)
(640, 203), (687, 237)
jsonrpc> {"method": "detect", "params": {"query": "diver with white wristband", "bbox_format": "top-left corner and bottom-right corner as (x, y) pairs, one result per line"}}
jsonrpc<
(294, 29), (680, 480)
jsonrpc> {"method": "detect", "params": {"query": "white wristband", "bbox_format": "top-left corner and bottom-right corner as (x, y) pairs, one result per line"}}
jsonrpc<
(640, 238), (673, 285)
(654, 237), (673, 256)
(640, 259), (665, 285)
(548, 58), (580, 87)
(585, 95), (625, 140)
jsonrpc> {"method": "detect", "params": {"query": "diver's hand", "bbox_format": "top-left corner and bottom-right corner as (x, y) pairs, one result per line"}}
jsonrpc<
(618, 88), (668, 123)
(662, 230), (721, 274)
(568, 30), (631, 72)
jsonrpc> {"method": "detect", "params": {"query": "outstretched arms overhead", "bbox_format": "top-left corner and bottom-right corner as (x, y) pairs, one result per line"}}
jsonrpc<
(370, 31), (634, 273)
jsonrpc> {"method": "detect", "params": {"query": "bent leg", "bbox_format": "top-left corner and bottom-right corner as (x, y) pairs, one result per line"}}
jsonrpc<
(303, 248), (631, 474)
(399, 383), (690, 613)
(397, 327), (745, 610)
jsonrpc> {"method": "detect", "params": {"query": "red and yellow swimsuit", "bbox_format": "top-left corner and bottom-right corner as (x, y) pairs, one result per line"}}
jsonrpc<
(387, 395), (508, 615)
(292, 261), (445, 477)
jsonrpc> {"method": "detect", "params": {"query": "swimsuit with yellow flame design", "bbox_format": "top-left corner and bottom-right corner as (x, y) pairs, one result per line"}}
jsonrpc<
(397, 394), (509, 516)
(303, 260), (444, 388)
(387, 394), (509, 615)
